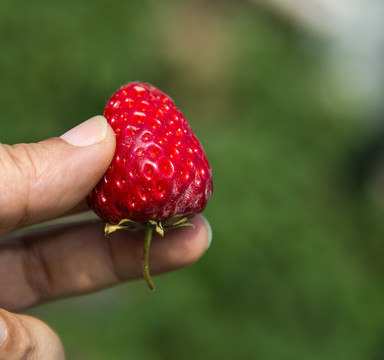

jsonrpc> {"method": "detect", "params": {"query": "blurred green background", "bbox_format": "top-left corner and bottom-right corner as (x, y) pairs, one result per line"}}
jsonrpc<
(2, 0), (384, 359)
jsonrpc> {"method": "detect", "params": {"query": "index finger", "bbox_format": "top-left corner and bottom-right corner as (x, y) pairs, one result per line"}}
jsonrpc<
(0, 214), (211, 311)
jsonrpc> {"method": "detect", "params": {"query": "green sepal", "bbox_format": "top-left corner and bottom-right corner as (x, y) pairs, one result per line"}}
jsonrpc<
(148, 220), (164, 237)
(103, 216), (195, 290)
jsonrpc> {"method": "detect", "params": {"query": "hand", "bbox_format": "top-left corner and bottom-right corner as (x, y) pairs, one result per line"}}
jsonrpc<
(0, 116), (212, 359)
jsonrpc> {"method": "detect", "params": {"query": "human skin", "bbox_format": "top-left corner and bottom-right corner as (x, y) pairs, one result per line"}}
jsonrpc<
(0, 116), (212, 359)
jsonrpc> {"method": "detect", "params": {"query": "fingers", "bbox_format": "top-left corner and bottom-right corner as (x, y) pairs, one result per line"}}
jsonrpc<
(0, 214), (212, 311)
(0, 116), (116, 231)
(0, 309), (64, 360)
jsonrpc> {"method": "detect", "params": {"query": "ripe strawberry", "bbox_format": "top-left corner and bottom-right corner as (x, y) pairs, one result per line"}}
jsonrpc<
(87, 82), (213, 289)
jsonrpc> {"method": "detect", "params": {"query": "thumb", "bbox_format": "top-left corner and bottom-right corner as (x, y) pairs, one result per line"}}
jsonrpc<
(0, 308), (65, 360)
(0, 116), (116, 229)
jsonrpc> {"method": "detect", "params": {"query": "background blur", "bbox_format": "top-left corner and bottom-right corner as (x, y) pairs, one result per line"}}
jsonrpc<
(2, 0), (384, 359)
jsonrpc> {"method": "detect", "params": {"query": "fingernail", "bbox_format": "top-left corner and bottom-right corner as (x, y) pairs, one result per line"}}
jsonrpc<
(201, 215), (213, 249)
(0, 317), (7, 347)
(60, 116), (108, 146)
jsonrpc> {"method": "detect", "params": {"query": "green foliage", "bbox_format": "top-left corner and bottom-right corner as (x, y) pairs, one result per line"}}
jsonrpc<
(3, 1), (384, 359)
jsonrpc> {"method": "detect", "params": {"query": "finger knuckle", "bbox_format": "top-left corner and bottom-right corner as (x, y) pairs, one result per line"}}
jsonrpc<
(0, 142), (50, 228)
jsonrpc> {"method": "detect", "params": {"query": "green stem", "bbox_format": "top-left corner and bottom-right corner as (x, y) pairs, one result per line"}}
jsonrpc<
(143, 223), (155, 290)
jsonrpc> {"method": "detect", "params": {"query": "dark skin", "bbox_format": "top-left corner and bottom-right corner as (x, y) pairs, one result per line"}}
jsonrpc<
(0, 117), (211, 359)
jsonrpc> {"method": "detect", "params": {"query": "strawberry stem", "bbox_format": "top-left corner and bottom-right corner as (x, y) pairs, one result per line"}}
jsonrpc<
(143, 223), (155, 290)
(104, 216), (192, 290)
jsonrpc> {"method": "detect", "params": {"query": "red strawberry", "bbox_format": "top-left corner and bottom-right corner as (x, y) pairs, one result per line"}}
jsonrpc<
(87, 82), (213, 289)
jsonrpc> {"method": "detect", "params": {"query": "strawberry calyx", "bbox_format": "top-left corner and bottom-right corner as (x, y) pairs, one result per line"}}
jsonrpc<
(104, 215), (193, 290)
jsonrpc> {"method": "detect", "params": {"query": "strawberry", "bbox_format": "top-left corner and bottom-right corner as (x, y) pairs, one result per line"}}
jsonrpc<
(87, 82), (213, 289)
